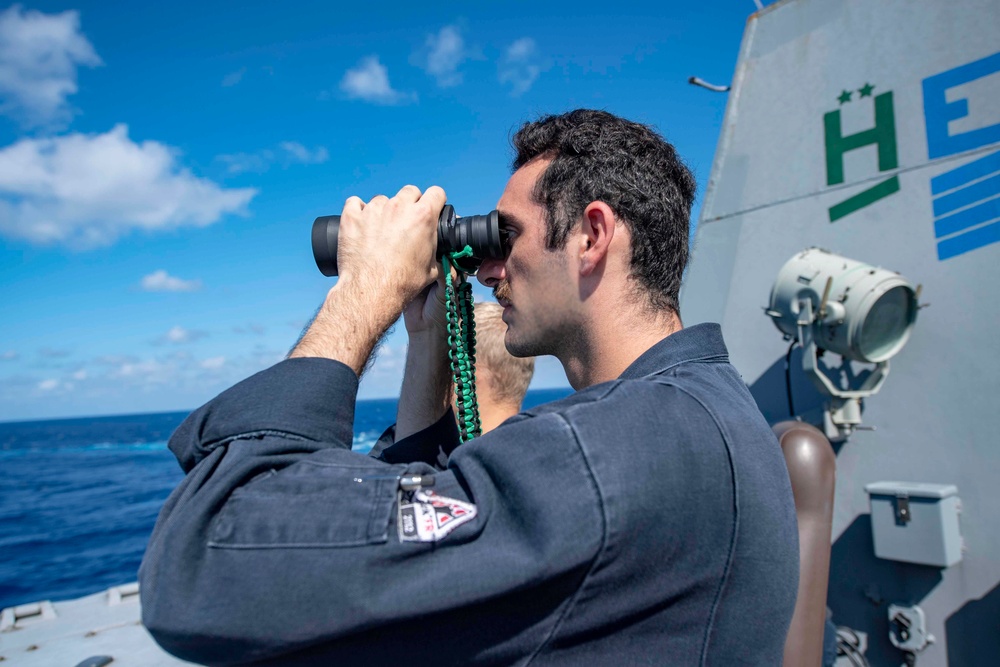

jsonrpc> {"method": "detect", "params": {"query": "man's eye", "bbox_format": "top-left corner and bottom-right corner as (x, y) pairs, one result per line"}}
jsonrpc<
(500, 229), (515, 257)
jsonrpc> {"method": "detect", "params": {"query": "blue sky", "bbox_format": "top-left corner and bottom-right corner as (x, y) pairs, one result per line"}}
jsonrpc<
(0, 0), (758, 421)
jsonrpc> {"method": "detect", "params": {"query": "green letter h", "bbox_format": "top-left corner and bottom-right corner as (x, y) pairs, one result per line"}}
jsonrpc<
(824, 92), (898, 186)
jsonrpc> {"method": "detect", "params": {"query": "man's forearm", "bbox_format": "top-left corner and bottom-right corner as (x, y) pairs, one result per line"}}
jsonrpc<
(289, 280), (401, 376)
(396, 330), (452, 440)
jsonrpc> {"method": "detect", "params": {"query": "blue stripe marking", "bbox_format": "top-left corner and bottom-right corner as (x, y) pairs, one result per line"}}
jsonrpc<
(932, 173), (1000, 217)
(938, 220), (1000, 260)
(934, 196), (1000, 238)
(931, 150), (1000, 194)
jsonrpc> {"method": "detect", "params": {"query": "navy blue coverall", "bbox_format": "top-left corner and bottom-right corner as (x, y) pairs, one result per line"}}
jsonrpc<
(140, 323), (799, 666)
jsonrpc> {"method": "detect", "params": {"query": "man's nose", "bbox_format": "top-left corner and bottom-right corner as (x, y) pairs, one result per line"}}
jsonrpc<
(476, 257), (505, 287)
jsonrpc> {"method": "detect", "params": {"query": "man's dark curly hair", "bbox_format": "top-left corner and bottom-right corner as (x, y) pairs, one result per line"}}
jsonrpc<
(511, 109), (696, 314)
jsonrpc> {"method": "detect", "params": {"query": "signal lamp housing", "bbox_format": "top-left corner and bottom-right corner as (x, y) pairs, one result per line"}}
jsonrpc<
(766, 248), (919, 441)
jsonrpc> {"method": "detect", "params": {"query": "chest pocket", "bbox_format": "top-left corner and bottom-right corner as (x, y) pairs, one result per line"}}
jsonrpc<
(210, 461), (403, 548)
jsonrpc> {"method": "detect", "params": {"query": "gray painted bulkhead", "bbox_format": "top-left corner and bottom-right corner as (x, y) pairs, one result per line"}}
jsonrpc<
(681, 0), (1000, 664)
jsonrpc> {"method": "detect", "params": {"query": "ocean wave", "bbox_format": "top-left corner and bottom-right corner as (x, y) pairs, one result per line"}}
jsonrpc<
(2, 435), (383, 457)
(352, 430), (380, 454)
(0, 441), (170, 457)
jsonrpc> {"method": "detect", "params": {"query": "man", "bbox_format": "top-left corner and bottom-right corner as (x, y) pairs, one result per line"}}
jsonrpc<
(140, 109), (798, 666)
(469, 301), (536, 433)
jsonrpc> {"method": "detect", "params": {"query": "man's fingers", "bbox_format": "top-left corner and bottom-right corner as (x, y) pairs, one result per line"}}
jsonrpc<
(343, 196), (364, 214)
(421, 185), (447, 210)
(395, 184), (422, 203)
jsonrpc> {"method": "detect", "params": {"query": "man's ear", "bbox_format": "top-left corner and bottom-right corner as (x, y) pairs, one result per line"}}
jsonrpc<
(578, 201), (615, 276)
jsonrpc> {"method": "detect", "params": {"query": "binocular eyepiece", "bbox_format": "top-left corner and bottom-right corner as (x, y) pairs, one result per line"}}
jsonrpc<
(311, 204), (505, 276)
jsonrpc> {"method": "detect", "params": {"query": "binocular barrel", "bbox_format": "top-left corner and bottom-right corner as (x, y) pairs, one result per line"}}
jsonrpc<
(311, 205), (504, 276)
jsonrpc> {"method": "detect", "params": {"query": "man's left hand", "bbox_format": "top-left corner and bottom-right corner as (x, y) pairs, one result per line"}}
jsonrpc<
(337, 184), (446, 312)
(290, 184), (447, 375)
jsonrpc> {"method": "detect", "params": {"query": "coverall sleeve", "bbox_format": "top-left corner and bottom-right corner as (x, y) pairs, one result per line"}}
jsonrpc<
(139, 358), (604, 666)
(368, 409), (461, 470)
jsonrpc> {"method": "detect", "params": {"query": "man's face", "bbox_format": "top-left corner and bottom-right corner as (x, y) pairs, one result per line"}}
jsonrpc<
(477, 157), (580, 358)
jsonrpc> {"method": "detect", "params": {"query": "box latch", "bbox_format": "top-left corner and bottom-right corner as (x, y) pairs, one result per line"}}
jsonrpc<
(895, 492), (911, 525)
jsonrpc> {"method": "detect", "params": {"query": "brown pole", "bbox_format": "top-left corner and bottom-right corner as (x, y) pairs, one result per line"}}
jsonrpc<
(773, 421), (837, 667)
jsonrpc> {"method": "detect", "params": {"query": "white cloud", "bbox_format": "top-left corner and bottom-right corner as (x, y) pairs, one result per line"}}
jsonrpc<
(0, 5), (102, 128)
(340, 56), (415, 105)
(1, 345), (294, 417)
(506, 38), (535, 62)
(357, 342), (407, 398)
(165, 326), (189, 343)
(200, 356), (226, 370)
(499, 37), (541, 96)
(114, 358), (167, 380)
(221, 67), (246, 87)
(218, 141), (329, 175)
(160, 325), (207, 344)
(103, 351), (252, 386)
(141, 269), (202, 292)
(1, 350), (17, 360)
(218, 150), (272, 175)
(423, 25), (466, 87)
(0, 124), (257, 247)
(278, 141), (329, 165)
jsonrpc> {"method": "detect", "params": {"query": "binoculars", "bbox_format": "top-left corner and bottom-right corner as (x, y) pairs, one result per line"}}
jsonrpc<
(311, 205), (505, 276)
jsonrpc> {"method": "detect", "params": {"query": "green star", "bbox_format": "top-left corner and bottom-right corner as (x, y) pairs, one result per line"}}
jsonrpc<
(838, 89), (852, 104)
(858, 82), (875, 97)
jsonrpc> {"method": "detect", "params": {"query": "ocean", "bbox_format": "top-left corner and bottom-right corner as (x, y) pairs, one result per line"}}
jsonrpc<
(0, 388), (571, 611)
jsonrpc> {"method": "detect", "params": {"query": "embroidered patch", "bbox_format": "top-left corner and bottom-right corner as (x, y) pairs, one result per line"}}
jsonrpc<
(397, 489), (477, 542)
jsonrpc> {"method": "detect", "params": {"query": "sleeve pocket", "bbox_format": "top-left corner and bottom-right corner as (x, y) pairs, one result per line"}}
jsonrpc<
(210, 461), (403, 548)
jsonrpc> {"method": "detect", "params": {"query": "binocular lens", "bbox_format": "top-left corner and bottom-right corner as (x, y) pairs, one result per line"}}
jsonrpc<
(311, 205), (503, 277)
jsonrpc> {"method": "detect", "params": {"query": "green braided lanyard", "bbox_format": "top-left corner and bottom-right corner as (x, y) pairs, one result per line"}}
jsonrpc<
(442, 246), (482, 442)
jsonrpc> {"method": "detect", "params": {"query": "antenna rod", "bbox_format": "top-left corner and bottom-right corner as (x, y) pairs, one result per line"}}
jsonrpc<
(688, 76), (731, 93)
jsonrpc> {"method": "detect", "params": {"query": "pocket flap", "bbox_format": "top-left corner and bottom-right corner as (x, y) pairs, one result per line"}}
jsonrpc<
(210, 462), (403, 548)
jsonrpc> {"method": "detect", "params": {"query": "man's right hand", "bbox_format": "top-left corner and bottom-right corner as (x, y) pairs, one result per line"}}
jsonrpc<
(396, 273), (453, 440)
(403, 274), (449, 334)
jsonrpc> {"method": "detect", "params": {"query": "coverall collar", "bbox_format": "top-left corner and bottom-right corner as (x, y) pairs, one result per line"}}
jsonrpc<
(618, 322), (729, 381)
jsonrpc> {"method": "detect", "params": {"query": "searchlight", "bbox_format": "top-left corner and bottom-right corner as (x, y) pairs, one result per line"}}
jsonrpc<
(766, 248), (920, 441)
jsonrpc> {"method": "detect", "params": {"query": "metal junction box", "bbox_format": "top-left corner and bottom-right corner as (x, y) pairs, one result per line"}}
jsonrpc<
(865, 482), (962, 568)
